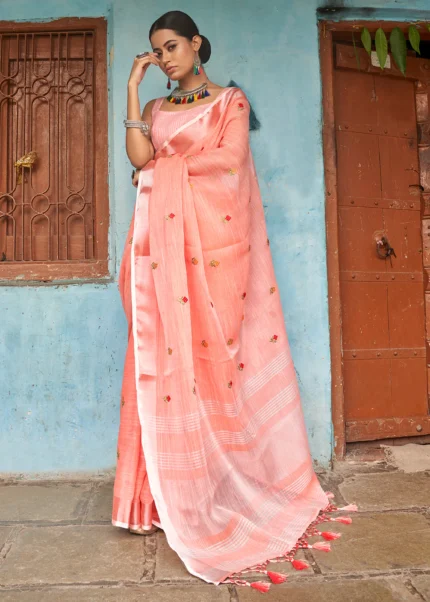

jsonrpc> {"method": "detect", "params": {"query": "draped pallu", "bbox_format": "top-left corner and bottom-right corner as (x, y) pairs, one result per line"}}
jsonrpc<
(130, 88), (329, 584)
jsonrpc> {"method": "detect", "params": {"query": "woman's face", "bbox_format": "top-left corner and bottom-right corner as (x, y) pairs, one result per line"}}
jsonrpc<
(150, 29), (199, 80)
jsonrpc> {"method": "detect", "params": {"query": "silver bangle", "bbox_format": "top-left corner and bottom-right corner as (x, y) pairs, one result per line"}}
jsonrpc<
(123, 119), (150, 137)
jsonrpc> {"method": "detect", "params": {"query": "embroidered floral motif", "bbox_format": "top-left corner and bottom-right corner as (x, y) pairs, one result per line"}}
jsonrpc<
(227, 380), (233, 388)
(129, 237), (133, 244)
(209, 259), (220, 267)
(270, 335), (279, 343)
(188, 179), (194, 188)
(241, 292), (247, 300)
(191, 257), (199, 265)
(192, 386), (196, 395)
(164, 213), (175, 220)
(167, 347), (173, 355)
(201, 340), (209, 348)
(210, 301), (214, 308)
(228, 168), (237, 176)
(227, 338), (234, 346)
(223, 215), (232, 222)
(238, 102), (245, 111)
(270, 286), (276, 294)
(151, 262), (158, 270)
(178, 296), (188, 304)
(238, 362), (244, 371)
(163, 395), (171, 403)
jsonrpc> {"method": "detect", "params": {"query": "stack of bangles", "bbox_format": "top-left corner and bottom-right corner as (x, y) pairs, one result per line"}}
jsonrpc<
(123, 119), (151, 137)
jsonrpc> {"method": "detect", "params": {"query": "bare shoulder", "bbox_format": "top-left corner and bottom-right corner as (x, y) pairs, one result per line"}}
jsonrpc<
(145, 98), (158, 109)
(207, 84), (227, 99)
(141, 97), (158, 121)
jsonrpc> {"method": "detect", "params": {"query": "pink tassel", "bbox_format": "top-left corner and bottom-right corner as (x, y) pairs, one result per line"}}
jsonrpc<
(320, 531), (341, 541)
(332, 516), (352, 525)
(312, 541), (331, 552)
(267, 570), (287, 584)
(292, 559), (310, 570)
(250, 581), (271, 593)
(339, 504), (358, 512)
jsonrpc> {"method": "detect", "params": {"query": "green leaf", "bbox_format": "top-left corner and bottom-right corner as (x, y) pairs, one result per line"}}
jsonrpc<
(390, 27), (407, 75)
(361, 27), (372, 55)
(375, 27), (388, 69)
(408, 25), (421, 54)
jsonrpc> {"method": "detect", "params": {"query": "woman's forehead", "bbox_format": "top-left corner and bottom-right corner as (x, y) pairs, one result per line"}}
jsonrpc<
(150, 29), (181, 49)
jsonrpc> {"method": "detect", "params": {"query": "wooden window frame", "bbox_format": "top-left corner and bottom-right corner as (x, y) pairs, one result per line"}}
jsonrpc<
(0, 17), (109, 283)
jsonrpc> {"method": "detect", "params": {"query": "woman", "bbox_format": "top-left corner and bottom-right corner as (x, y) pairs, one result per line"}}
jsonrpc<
(112, 10), (354, 592)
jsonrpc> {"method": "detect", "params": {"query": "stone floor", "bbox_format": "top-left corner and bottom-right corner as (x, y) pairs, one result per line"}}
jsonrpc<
(0, 446), (429, 601)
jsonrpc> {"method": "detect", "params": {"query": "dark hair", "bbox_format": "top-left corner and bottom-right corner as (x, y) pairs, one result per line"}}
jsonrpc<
(149, 10), (211, 64)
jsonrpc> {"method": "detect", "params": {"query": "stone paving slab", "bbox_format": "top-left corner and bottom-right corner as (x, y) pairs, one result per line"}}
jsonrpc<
(236, 578), (416, 601)
(0, 484), (92, 522)
(311, 512), (430, 574)
(0, 585), (231, 602)
(0, 526), (15, 549)
(0, 525), (147, 585)
(385, 443), (430, 473)
(154, 532), (201, 582)
(339, 473), (430, 511)
(411, 575), (430, 600)
(84, 481), (114, 523)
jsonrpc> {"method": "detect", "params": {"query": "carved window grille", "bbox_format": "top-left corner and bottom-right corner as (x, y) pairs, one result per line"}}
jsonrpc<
(0, 19), (108, 281)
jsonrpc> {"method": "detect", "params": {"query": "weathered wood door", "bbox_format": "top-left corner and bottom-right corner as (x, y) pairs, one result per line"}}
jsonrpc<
(334, 43), (430, 442)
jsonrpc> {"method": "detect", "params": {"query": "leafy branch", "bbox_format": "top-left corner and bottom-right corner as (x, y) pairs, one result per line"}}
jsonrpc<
(358, 24), (430, 75)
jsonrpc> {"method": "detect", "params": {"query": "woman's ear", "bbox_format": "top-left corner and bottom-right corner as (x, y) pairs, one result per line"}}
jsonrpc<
(192, 35), (202, 53)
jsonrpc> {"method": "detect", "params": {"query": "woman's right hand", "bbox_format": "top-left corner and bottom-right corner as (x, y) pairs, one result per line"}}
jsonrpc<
(128, 53), (161, 87)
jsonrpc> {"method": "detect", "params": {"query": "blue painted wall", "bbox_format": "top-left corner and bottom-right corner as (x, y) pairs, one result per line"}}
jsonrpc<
(1, 0), (429, 473)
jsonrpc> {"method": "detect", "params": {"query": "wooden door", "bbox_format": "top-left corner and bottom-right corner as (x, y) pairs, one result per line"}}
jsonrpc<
(334, 43), (430, 442)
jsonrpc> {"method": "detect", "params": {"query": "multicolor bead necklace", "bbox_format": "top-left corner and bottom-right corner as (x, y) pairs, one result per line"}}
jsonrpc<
(166, 82), (211, 105)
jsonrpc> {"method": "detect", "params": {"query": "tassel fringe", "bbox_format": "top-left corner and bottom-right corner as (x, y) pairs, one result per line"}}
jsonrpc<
(222, 493), (357, 593)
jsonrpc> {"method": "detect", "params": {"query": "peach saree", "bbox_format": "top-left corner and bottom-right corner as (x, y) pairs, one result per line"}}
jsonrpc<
(113, 87), (354, 591)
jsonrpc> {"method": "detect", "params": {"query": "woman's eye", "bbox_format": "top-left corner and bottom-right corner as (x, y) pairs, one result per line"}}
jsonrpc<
(168, 45), (176, 52)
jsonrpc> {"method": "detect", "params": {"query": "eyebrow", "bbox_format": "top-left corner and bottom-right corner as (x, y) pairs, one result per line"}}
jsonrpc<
(152, 39), (177, 52)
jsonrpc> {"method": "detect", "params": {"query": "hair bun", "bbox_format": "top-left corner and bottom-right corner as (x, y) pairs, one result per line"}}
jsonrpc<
(199, 34), (211, 64)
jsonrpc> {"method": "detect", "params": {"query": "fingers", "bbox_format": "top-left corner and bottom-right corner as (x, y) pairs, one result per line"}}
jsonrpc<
(134, 53), (160, 67)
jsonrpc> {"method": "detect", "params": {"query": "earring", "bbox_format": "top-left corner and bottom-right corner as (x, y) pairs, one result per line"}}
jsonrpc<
(193, 52), (202, 75)
(167, 77), (171, 90)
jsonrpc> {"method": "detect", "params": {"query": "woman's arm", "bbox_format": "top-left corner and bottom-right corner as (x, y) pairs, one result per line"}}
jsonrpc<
(126, 83), (156, 169)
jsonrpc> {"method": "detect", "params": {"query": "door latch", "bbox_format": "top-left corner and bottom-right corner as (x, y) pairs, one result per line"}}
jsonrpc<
(376, 235), (397, 267)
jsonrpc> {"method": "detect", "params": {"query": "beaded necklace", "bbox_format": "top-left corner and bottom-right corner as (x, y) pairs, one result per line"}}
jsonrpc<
(166, 82), (211, 105)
